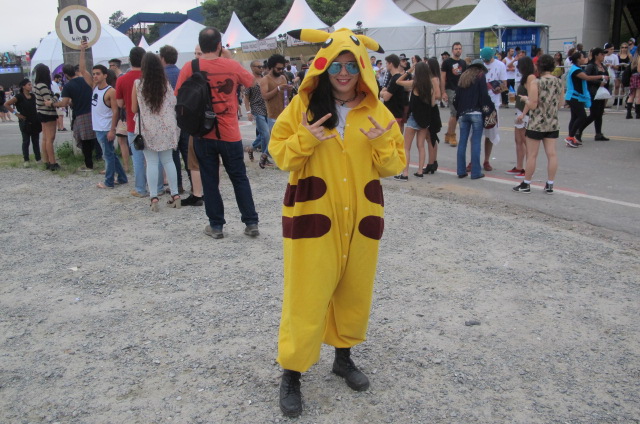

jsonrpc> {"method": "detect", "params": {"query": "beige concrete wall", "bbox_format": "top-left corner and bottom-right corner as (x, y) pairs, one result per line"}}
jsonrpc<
(537, 0), (611, 53)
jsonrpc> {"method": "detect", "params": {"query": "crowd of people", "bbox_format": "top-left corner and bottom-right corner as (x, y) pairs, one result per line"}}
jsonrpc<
(2, 24), (639, 418)
(370, 38), (639, 193)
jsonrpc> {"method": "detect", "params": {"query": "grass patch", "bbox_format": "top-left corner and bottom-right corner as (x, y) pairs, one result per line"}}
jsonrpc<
(0, 141), (106, 177)
(413, 5), (476, 25)
(55, 141), (106, 177)
(0, 155), (25, 168)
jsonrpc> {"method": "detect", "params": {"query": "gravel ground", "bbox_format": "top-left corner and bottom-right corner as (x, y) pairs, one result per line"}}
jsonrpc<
(1, 165), (639, 424)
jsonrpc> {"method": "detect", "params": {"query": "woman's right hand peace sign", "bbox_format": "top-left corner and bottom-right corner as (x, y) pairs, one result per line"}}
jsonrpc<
(301, 112), (336, 142)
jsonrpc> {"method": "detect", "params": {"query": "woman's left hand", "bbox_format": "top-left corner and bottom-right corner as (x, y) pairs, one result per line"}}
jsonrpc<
(360, 116), (396, 139)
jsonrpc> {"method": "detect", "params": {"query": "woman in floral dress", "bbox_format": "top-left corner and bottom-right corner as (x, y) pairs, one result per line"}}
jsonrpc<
(132, 53), (181, 211)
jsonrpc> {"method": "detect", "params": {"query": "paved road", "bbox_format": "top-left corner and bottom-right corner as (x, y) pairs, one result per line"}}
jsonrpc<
(1, 106), (638, 236)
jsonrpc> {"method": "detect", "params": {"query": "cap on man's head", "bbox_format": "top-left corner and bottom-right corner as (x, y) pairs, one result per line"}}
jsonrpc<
(629, 38), (636, 44)
(480, 47), (495, 62)
(399, 53), (407, 60)
(604, 43), (613, 49)
(441, 51), (450, 56)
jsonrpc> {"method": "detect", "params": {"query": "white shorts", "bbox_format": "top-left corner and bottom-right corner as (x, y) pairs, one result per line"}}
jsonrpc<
(514, 110), (529, 129)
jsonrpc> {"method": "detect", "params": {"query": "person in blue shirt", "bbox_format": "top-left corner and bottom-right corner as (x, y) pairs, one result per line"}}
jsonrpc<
(160, 45), (187, 193)
(629, 38), (637, 56)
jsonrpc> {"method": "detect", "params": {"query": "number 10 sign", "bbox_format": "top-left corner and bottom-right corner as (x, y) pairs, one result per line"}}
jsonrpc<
(55, 5), (102, 49)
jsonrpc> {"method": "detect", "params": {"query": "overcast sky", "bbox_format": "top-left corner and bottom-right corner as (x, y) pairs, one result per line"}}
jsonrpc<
(3, 0), (203, 53)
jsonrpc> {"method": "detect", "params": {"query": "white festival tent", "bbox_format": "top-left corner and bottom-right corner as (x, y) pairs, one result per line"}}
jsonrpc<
(267, 0), (329, 39)
(332, 0), (473, 59)
(148, 19), (207, 68)
(138, 36), (150, 51)
(222, 12), (257, 49)
(31, 24), (135, 73)
(437, 0), (549, 53)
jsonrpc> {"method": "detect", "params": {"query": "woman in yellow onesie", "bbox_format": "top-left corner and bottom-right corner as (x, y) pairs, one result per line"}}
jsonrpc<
(269, 28), (406, 417)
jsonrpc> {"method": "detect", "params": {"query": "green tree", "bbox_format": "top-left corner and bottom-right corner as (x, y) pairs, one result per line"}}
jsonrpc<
(307, 0), (355, 27)
(109, 10), (128, 28)
(203, 0), (289, 39)
(146, 23), (162, 45)
(504, 0), (536, 22)
(202, 0), (355, 39)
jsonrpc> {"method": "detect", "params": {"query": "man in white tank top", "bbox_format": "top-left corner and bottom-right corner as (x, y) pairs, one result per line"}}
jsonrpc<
(80, 40), (127, 189)
(502, 48), (517, 107)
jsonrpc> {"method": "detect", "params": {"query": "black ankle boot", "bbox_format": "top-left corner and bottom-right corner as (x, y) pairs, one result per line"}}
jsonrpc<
(636, 104), (640, 119)
(433, 160), (438, 171)
(627, 103), (634, 119)
(332, 348), (370, 391)
(279, 370), (302, 417)
(594, 133), (609, 141)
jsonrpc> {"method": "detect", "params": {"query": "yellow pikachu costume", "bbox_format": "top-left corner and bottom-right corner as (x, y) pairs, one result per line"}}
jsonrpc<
(270, 28), (406, 373)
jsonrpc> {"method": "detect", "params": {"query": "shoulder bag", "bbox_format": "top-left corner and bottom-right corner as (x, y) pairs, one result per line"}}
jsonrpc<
(133, 110), (145, 150)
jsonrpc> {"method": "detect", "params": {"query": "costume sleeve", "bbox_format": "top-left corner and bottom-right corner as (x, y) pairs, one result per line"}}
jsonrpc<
(269, 96), (323, 172)
(368, 110), (406, 178)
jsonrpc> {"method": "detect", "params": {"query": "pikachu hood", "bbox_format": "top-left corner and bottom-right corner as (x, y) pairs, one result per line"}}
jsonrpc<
(287, 28), (384, 105)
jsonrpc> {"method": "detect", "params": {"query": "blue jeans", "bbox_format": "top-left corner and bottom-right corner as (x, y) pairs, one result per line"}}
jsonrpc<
(193, 137), (259, 229)
(128, 132), (163, 195)
(254, 114), (271, 154)
(457, 113), (483, 178)
(143, 149), (178, 198)
(96, 131), (127, 187)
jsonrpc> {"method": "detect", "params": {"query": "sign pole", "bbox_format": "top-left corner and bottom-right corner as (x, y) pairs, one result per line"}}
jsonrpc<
(58, 0), (94, 69)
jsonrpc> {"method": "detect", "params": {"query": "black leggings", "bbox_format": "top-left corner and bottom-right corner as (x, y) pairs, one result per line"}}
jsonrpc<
(80, 138), (95, 169)
(567, 99), (587, 137)
(21, 130), (41, 162)
(581, 99), (606, 134)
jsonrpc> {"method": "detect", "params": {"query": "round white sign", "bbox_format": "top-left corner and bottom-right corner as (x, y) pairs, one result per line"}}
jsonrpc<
(55, 5), (102, 50)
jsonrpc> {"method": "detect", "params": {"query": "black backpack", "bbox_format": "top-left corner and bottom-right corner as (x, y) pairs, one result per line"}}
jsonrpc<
(175, 59), (219, 138)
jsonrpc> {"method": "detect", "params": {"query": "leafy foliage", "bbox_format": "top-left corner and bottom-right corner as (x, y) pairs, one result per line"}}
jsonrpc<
(109, 10), (128, 28)
(504, 0), (536, 22)
(202, 0), (355, 39)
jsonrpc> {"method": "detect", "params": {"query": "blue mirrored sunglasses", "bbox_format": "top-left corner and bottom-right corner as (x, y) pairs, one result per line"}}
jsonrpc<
(327, 61), (360, 75)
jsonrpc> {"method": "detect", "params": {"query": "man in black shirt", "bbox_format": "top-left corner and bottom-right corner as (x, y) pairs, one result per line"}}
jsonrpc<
(380, 54), (405, 133)
(440, 42), (466, 147)
(48, 64), (97, 170)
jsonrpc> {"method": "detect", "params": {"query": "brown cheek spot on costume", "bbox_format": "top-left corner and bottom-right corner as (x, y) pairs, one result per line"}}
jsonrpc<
(283, 177), (328, 207)
(283, 215), (332, 239)
(364, 180), (384, 206)
(360, 55), (366, 69)
(358, 216), (384, 240)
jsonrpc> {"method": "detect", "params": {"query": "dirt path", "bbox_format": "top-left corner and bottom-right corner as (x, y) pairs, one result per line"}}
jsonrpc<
(1, 166), (638, 423)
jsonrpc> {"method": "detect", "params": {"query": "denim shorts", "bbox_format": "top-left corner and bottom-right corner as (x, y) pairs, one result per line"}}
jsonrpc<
(405, 114), (427, 130)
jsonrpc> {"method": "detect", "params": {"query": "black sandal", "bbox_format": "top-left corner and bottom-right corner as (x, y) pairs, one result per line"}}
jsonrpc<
(167, 194), (181, 209)
(150, 197), (160, 212)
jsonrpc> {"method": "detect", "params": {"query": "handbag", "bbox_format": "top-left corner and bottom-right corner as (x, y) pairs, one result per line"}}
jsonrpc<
(133, 111), (145, 150)
(482, 104), (497, 129)
(594, 86), (611, 100)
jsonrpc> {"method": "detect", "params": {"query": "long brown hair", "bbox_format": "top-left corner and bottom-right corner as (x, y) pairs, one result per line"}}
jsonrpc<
(412, 62), (433, 103)
(458, 67), (483, 88)
(140, 52), (168, 114)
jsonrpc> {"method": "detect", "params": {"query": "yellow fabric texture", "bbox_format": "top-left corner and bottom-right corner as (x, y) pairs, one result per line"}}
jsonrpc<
(270, 28), (406, 373)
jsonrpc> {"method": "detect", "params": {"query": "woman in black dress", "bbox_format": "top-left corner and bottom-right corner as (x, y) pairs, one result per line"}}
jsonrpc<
(4, 78), (42, 166)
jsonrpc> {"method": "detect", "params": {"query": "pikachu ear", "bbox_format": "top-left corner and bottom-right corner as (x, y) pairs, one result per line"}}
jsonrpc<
(287, 29), (330, 44)
(356, 35), (385, 54)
